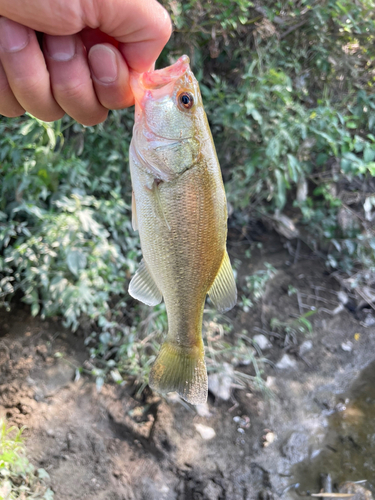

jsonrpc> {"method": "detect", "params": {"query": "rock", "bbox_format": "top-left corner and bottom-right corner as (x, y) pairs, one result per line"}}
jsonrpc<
(363, 314), (375, 327)
(208, 362), (233, 400)
(341, 341), (353, 352)
(276, 354), (297, 370)
(299, 340), (313, 355)
(194, 424), (216, 440)
(253, 334), (272, 350)
(233, 415), (251, 429)
(195, 402), (212, 418)
(337, 291), (349, 304)
(339, 482), (373, 500)
(282, 431), (309, 464)
(263, 431), (276, 448)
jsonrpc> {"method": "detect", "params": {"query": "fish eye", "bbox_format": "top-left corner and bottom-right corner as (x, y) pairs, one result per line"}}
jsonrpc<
(178, 92), (194, 110)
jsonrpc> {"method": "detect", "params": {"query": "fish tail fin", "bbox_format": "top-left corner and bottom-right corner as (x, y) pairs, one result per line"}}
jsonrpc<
(149, 340), (207, 404)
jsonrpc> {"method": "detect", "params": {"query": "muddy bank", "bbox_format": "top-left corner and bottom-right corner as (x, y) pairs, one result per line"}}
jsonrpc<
(1, 235), (375, 499)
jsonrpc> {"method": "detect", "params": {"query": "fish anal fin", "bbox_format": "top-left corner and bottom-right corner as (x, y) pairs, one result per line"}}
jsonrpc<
(149, 340), (207, 404)
(208, 250), (237, 313)
(132, 190), (138, 231)
(128, 259), (162, 306)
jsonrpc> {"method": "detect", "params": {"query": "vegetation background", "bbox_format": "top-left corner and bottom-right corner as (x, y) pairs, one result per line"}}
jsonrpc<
(0, 0), (375, 396)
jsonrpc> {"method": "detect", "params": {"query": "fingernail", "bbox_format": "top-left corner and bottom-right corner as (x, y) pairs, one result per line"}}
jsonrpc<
(0, 17), (30, 52)
(45, 35), (76, 61)
(89, 45), (118, 83)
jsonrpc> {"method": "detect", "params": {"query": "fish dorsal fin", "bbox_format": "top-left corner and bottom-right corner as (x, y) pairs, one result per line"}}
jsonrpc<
(132, 191), (138, 231)
(129, 259), (162, 306)
(208, 250), (237, 313)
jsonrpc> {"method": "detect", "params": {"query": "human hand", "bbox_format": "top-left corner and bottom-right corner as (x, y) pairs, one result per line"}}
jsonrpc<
(0, 0), (171, 125)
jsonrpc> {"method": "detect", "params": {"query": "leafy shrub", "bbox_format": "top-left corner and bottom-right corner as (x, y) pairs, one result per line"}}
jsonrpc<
(0, 113), (139, 330)
(162, 0), (375, 279)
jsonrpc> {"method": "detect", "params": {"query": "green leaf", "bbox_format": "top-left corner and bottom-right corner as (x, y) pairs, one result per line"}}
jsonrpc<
(364, 145), (375, 163)
(66, 250), (87, 276)
(275, 169), (286, 209)
(38, 468), (50, 480)
(287, 154), (300, 182)
(43, 488), (54, 500)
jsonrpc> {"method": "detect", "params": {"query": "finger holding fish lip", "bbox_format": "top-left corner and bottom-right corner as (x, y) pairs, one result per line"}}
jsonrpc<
(88, 43), (134, 110)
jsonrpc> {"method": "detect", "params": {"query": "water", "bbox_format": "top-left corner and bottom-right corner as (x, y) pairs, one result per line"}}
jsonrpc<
(292, 360), (375, 494)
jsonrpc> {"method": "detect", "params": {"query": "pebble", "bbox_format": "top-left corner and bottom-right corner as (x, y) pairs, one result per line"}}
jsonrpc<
(253, 334), (272, 350)
(195, 402), (212, 418)
(208, 362), (233, 400)
(194, 424), (216, 440)
(363, 314), (375, 327)
(341, 341), (353, 352)
(299, 340), (313, 356)
(276, 354), (298, 370)
(263, 431), (276, 447)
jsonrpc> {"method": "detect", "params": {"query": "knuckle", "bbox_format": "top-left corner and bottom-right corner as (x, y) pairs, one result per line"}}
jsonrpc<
(12, 74), (46, 97)
(54, 79), (88, 101)
(53, 79), (108, 125)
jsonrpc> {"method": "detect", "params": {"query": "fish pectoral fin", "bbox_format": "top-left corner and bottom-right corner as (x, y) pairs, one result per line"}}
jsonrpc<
(149, 340), (208, 404)
(131, 190), (138, 231)
(152, 180), (171, 231)
(128, 259), (162, 306)
(208, 250), (237, 313)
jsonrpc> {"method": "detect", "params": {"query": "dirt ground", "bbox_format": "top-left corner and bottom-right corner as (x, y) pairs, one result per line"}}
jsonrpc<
(1, 233), (375, 499)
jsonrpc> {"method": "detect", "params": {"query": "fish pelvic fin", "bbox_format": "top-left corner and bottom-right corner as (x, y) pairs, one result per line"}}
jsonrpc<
(129, 259), (162, 306)
(208, 249), (237, 313)
(149, 340), (207, 404)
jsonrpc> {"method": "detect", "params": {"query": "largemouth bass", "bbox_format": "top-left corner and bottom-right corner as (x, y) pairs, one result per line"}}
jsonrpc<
(128, 55), (237, 404)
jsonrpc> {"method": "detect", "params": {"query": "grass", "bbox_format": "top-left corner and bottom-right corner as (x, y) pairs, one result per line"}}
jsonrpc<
(0, 420), (53, 500)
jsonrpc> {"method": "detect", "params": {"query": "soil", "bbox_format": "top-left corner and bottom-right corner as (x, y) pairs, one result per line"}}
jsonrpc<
(1, 232), (375, 500)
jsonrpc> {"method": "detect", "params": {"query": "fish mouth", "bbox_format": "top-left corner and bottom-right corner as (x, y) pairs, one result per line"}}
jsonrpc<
(130, 55), (190, 109)
(142, 55), (190, 89)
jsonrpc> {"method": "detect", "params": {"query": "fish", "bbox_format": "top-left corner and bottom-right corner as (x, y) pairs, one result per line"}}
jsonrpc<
(128, 55), (237, 404)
